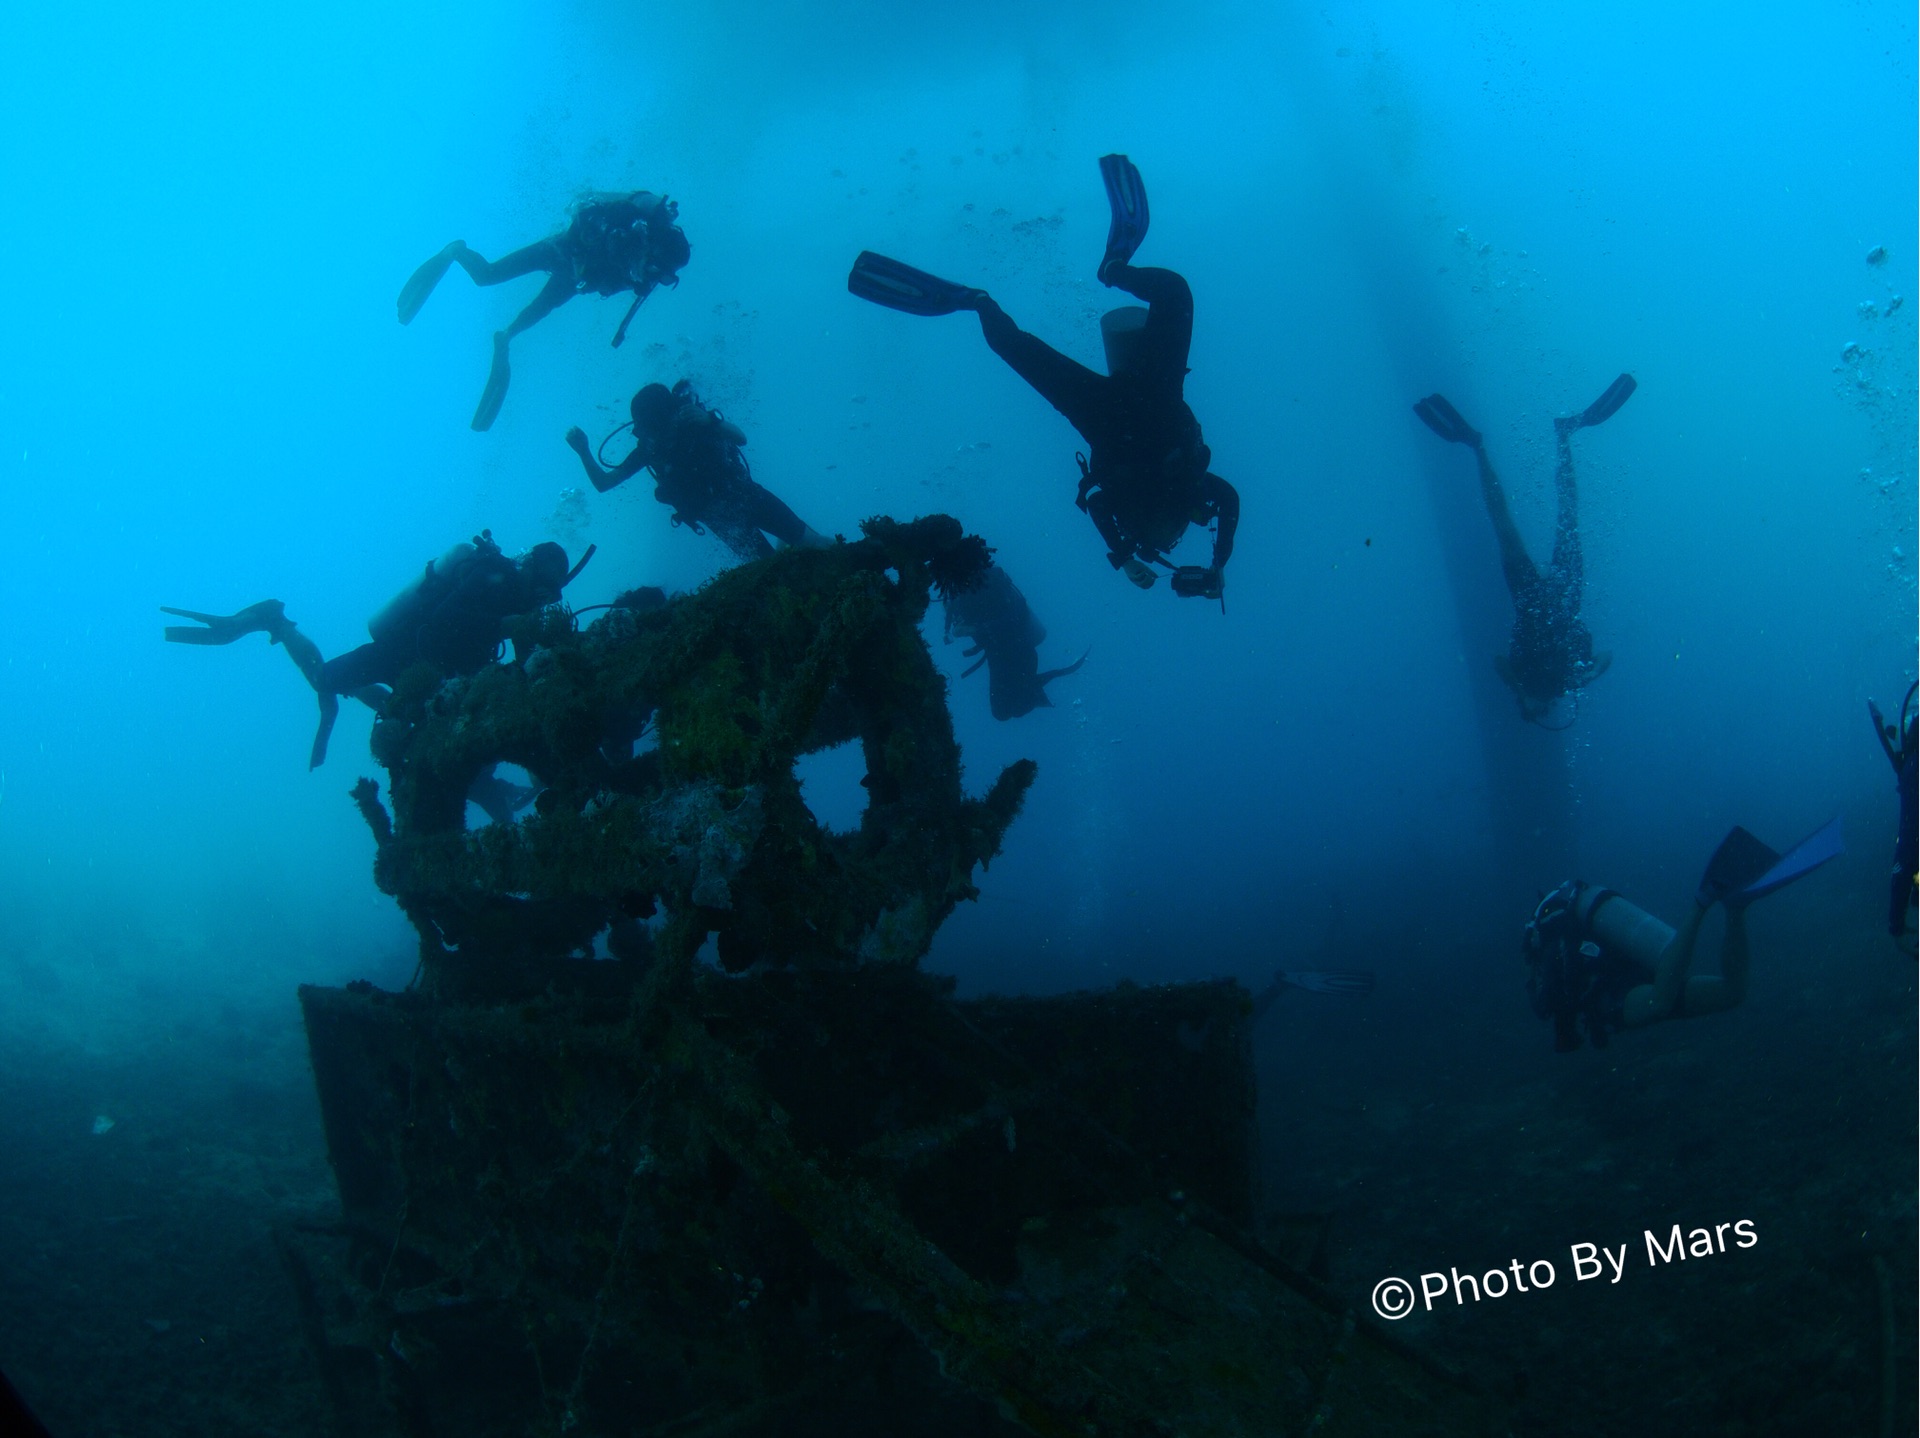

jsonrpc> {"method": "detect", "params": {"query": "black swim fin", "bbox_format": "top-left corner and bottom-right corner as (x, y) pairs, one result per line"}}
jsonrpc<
(161, 600), (288, 645)
(472, 332), (511, 431)
(847, 252), (984, 317)
(1098, 153), (1149, 281)
(1412, 393), (1483, 448)
(1565, 373), (1637, 430)
(398, 241), (465, 325)
(1695, 827), (1780, 908)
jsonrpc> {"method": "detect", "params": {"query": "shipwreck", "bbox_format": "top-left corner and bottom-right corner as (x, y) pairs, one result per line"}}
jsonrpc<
(283, 517), (1499, 1436)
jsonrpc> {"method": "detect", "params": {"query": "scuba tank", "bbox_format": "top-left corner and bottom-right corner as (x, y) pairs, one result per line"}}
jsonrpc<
(368, 533), (498, 645)
(1578, 889), (1675, 971)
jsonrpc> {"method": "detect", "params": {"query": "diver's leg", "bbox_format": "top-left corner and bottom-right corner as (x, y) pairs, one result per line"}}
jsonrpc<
(308, 691), (340, 771)
(472, 268), (575, 431)
(973, 298), (1107, 439)
(319, 644), (392, 695)
(274, 621), (327, 692)
(1547, 422), (1584, 597)
(1622, 903), (1709, 1026)
(704, 512), (775, 563)
(1675, 903), (1750, 1016)
(498, 267), (576, 340)
(735, 480), (814, 549)
(1474, 446), (1540, 600)
(451, 238), (568, 287)
(1101, 264), (1194, 373)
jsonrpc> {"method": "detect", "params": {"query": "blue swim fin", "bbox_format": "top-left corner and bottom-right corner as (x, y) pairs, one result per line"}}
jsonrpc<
(847, 251), (983, 317)
(1098, 153), (1149, 281)
(1695, 817), (1844, 908)
(1738, 816), (1844, 903)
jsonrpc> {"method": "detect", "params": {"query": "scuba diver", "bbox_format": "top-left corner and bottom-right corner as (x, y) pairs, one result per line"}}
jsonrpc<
(565, 380), (828, 563)
(1867, 681), (1917, 939)
(162, 532), (588, 769)
(1412, 375), (1637, 726)
(940, 561), (1086, 720)
(847, 155), (1239, 603)
(398, 192), (692, 431)
(1521, 817), (1844, 1052)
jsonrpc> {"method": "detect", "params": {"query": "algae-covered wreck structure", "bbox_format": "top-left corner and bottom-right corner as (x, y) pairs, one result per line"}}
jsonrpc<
(285, 517), (1499, 1436)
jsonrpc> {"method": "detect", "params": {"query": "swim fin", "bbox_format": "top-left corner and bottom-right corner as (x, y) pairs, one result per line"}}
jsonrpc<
(847, 251), (984, 317)
(1737, 816), (1844, 904)
(1564, 373), (1637, 430)
(1695, 827), (1781, 908)
(1276, 970), (1376, 996)
(1098, 153), (1149, 281)
(397, 241), (466, 325)
(161, 600), (288, 645)
(1412, 393), (1483, 448)
(472, 332), (511, 431)
(1695, 818), (1844, 908)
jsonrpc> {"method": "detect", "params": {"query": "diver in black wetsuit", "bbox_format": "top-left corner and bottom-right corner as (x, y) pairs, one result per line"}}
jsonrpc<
(940, 562), (1085, 719)
(1868, 682), (1917, 939)
(399, 192), (691, 431)
(565, 380), (827, 563)
(162, 533), (581, 768)
(848, 156), (1239, 602)
(1412, 374), (1636, 727)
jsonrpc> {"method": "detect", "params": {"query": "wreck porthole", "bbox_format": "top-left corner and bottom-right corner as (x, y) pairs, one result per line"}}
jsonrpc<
(794, 741), (869, 834)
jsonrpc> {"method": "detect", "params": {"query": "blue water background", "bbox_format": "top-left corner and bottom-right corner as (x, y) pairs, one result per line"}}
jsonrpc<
(0, 0), (1912, 1426)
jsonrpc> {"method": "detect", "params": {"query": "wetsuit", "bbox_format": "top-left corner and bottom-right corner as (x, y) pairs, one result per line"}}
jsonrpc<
(973, 265), (1238, 576)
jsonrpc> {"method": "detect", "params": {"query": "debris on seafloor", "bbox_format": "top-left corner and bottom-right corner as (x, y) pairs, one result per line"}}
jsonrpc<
(283, 515), (1503, 1436)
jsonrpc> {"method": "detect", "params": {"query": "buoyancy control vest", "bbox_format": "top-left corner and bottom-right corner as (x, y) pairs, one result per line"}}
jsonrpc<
(367, 533), (500, 646)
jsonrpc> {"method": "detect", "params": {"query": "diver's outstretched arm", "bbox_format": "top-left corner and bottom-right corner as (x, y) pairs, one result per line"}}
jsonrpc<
(565, 428), (647, 493)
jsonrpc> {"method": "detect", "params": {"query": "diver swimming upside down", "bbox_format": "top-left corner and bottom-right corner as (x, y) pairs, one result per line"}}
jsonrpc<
(1413, 374), (1637, 726)
(848, 156), (1240, 604)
